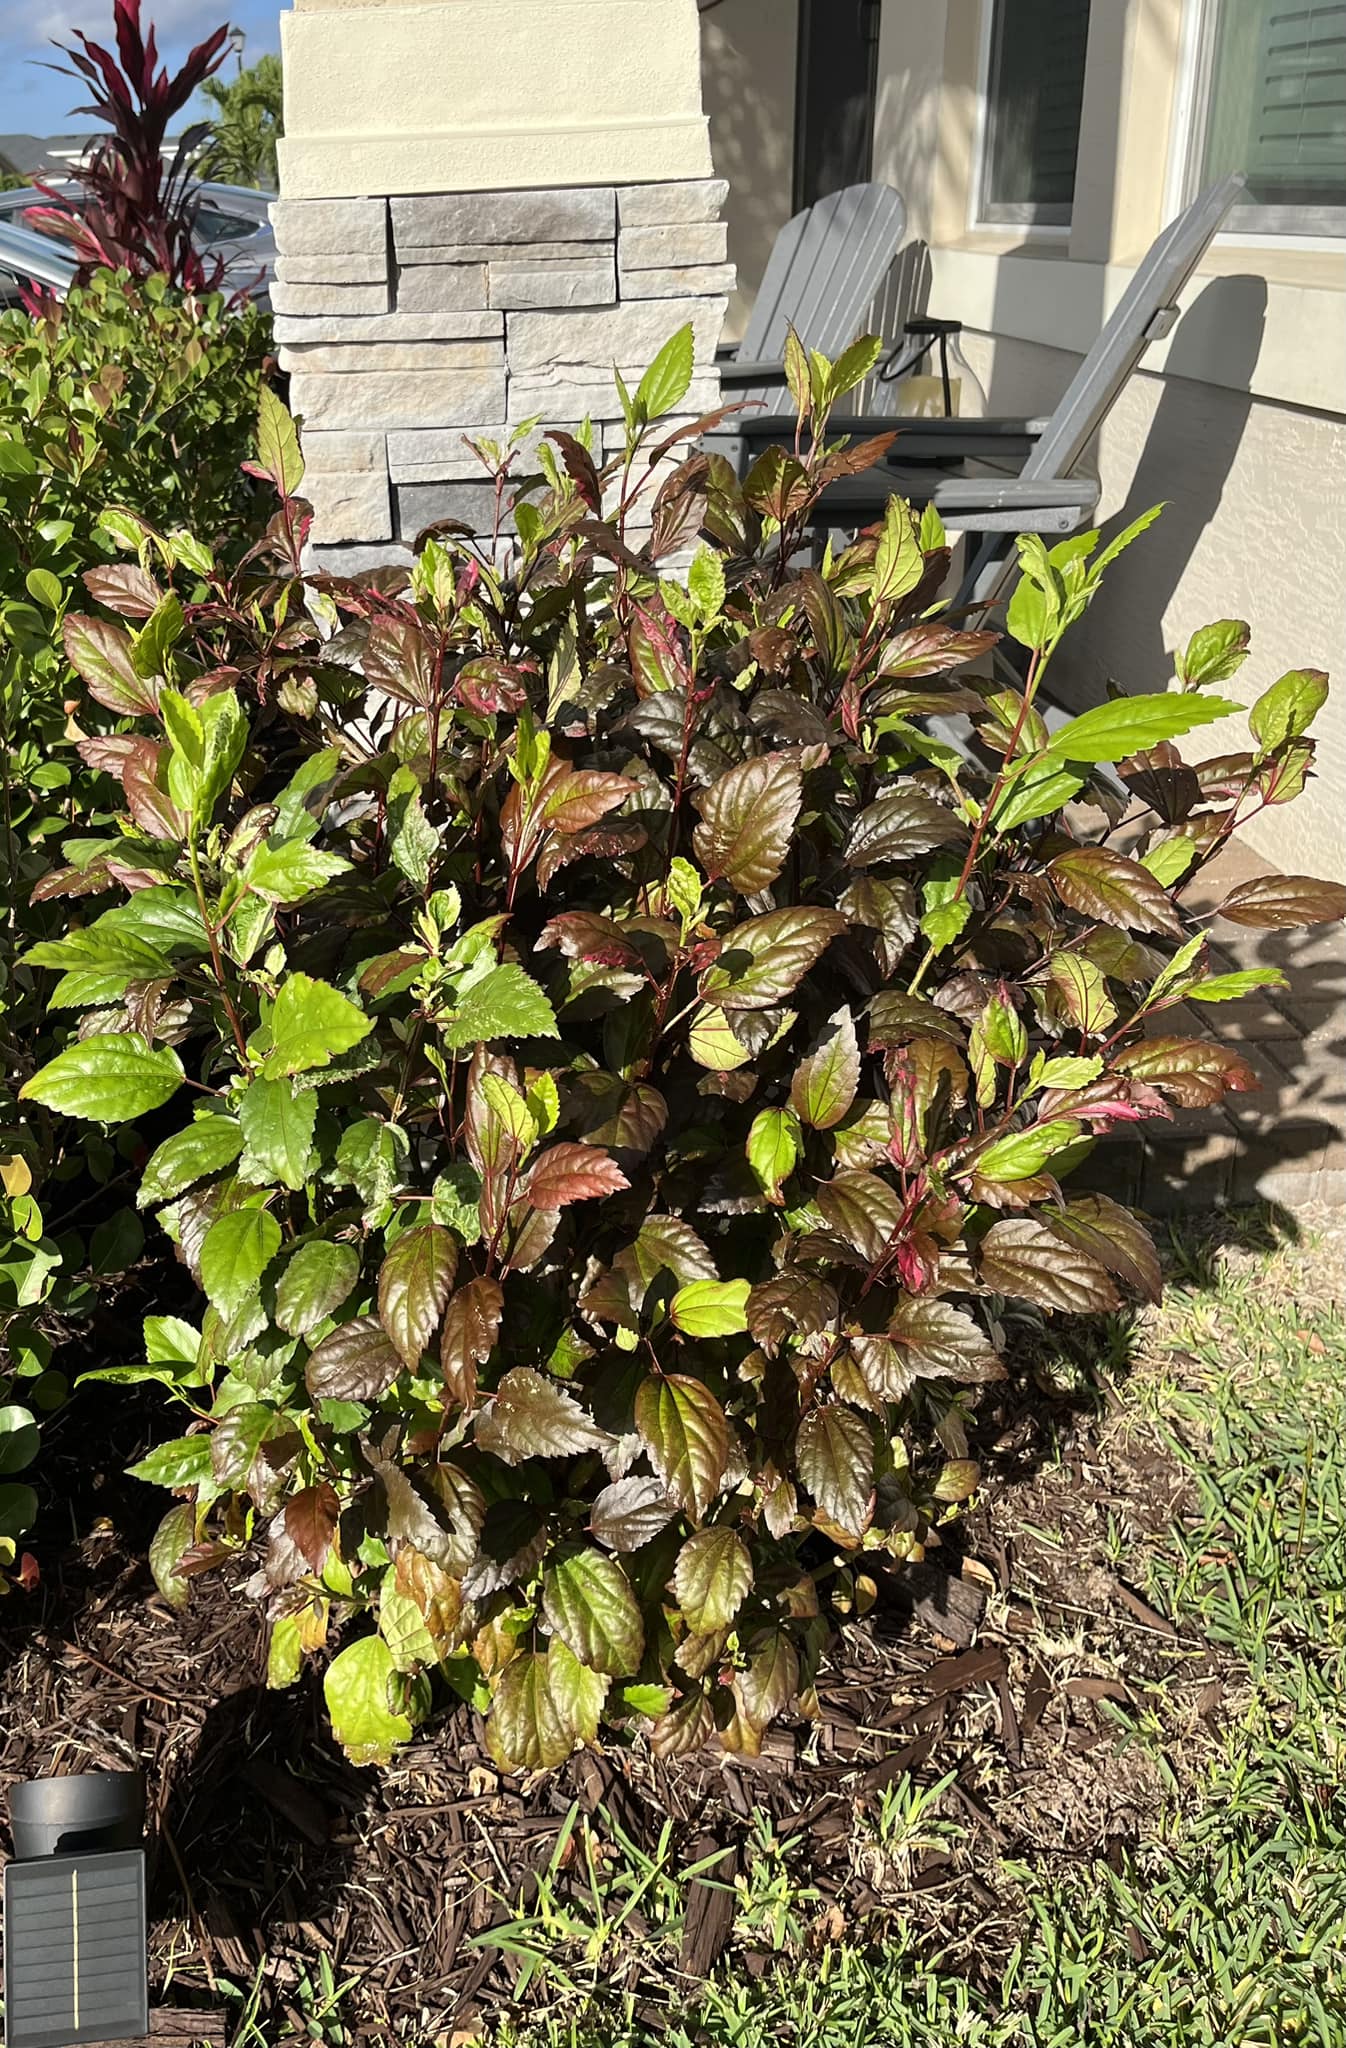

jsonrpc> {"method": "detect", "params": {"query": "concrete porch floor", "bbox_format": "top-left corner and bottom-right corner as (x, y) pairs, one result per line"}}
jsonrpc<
(1078, 838), (1345, 1215)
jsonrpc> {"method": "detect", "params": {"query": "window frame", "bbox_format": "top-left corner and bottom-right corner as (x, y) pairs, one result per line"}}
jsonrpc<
(1177, 0), (1346, 239)
(971, 0), (1090, 232)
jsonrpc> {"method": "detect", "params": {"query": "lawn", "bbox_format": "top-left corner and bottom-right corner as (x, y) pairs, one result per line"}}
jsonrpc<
(472, 1211), (1346, 2048)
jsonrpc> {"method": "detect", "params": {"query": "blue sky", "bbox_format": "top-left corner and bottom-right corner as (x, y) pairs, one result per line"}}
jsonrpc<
(0, 2), (284, 141)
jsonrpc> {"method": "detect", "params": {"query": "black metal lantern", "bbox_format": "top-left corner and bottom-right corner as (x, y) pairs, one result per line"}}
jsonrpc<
(3, 1771), (148, 2048)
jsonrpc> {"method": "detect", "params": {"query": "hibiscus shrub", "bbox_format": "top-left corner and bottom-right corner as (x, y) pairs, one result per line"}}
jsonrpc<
(17, 335), (1344, 1764)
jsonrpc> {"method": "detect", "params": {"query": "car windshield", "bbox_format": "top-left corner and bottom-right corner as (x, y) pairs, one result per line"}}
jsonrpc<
(192, 203), (266, 243)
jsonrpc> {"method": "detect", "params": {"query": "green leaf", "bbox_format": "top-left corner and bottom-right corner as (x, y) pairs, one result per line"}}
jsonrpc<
(335, 1119), (409, 1209)
(687, 545), (726, 621)
(634, 1373), (729, 1521)
(21, 1033), (185, 1121)
(200, 1206), (282, 1318)
(196, 689), (248, 822)
(1175, 618), (1250, 688)
(237, 1081), (315, 1196)
(547, 1637), (610, 1746)
(1248, 669), (1329, 752)
(0, 1405), (39, 1477)
(0, 1484), (39, 1542)
(275, 1240), (361, 1338)
(486, 1651), (572, 1770)
(127, 1433), (215, 1488)
(441, 964), (559, 1049)
(790, 1009), (861, 1130)
(872, 497), (923, 607)
(635, 322), (695, 419)
(670, 1278), (751, 1338)
(991, 760), (1085, 832)
(263, 973), (373, 1077)
(211, 1400), (275, 1487)
(149, 1503), (196, 1610)
(378, 1223), (458, 1367)
(974, 1118), (1082, 1184)
(918, 502), (946, 551)
(25, 566), (63, 611)
(268, 1615), (304, 1689)
(131, 593), (186, 682)
(1140, 836), (1197, 887)
(828, 332), (883, 403)
(25, 925), (173, 1008)
(745, 1109), (800, 1199)
(324, 1636), (419, 1766)
(692, 753), (802, 895)
(542, 1548), (645, 1676)
(1186, 968), (1289, 1003)
(1005, 570), (1055, 652)
(257, 383), (305, 496)
(673, 1526), (752, 1633)
(144, 1315), (202, 1369)
(387, 765), (440, 889)
(1047, 692), (1241, 764)
(1090, 501), (1164, 574)
(242, 839), (352, 906)
(239, 1077), (317, 1191)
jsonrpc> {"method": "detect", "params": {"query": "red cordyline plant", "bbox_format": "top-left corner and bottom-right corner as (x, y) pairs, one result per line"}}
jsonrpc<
(17, 330), (1346, 1771)
(26, 0), (231, 291)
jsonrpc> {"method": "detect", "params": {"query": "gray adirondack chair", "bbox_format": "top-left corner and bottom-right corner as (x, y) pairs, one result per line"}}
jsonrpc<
(717, 181), (909, 414)
(712, 172), (1247, 607)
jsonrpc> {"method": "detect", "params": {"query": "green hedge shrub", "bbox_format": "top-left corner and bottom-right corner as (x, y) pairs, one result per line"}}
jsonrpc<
(1, 269), (271, 1575)
(15, 331), (1344, 1755)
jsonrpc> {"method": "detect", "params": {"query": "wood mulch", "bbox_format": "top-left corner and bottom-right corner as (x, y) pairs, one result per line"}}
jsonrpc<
(0, 1297), (1238, 2044)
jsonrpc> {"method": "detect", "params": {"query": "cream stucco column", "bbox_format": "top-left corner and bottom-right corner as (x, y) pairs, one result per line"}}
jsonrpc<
(272, 0), (731, 563)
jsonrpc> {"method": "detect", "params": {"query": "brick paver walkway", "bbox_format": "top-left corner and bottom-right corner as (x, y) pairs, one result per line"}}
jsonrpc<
(1083, 839), (1345, 1214)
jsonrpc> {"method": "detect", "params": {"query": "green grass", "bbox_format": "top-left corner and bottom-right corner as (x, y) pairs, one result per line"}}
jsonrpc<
(483, 1218), (1346, 2048)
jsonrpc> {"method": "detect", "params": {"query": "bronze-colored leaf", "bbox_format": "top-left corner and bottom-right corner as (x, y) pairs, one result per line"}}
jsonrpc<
(439, 1277), (504, 1405)
(692, 753), (803, 895)
(284, 1482), (340, 1573)
(978, 1218), (1120, 1313)
(796, 1406), (874, 1539)
(378, 1222), (458, 1367)
(1049, 847), (1184, 938)
(634, 1374), (730, 1523)
(1216, 874), (1346, 929)
(306, 1316), (403, 1401)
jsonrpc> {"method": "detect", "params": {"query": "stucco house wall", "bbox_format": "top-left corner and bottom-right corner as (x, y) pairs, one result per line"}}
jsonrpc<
(704, 0), (1346, 881)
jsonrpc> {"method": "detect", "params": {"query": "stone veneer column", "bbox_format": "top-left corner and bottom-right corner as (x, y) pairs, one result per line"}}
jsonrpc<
(271, 0), (731, 569)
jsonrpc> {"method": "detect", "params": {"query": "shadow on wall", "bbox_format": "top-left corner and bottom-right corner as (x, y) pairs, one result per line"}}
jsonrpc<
(700, 0), (799, 344)
(1067, 274), (1267, 691)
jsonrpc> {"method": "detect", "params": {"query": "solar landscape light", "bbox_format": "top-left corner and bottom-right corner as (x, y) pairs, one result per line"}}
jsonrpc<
(3, 1770), (148, 2048)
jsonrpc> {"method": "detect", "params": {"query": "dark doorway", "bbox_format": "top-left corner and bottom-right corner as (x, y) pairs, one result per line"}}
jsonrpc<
(793, 0), (882, 211)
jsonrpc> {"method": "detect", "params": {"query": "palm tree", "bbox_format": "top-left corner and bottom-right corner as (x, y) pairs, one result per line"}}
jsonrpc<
(200, 51), (283, 190)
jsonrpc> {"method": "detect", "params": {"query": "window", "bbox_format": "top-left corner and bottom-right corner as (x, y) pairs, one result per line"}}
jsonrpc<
(1192, 1), (1346, 234)
(978, 0), (1092, 226)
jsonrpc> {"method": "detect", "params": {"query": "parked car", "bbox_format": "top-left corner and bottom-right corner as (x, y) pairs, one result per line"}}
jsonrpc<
(0, 181), (274, 309)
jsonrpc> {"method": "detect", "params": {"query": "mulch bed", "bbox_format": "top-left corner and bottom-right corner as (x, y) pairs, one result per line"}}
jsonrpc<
(0, 1299), (1237, 2044)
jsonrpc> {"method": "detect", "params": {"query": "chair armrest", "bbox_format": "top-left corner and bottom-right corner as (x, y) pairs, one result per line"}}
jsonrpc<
(727, 409), (1048, 462)
(716, 357), (791, 388)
